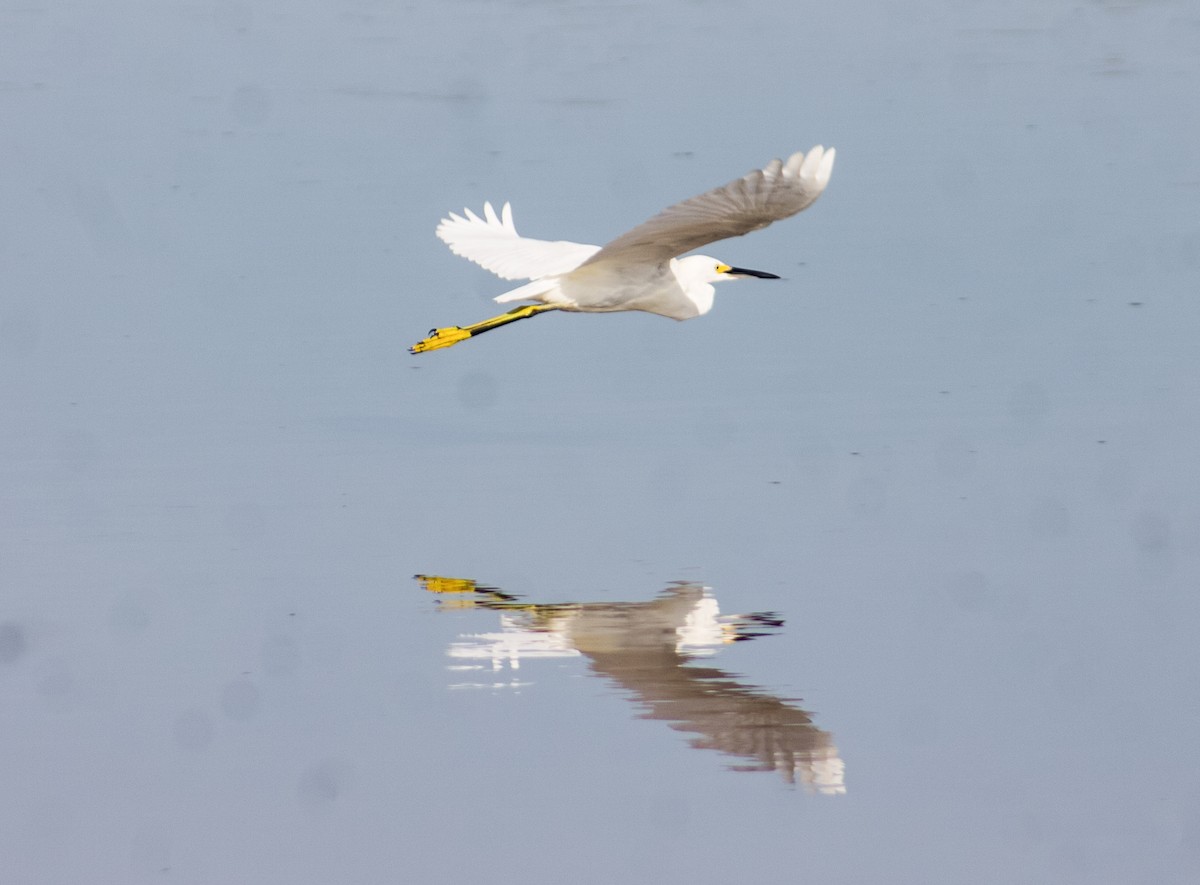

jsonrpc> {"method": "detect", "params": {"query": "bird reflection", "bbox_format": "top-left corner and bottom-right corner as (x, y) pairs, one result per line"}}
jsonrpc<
(416, 575), (844, 793)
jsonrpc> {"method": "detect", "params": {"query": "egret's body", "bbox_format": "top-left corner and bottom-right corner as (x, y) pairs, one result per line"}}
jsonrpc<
(410, 145), (835, 353)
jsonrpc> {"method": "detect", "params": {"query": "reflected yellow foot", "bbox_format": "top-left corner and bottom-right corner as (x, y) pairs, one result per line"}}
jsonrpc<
(409, 326), (472, 354)
(414, 574), (526, 609)
(415, 574), (479, 594)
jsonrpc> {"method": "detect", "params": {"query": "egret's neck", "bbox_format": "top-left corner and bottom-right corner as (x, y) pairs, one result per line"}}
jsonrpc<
(670, 257), (716, 317)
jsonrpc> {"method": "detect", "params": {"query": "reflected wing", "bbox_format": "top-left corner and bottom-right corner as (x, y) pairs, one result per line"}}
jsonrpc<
(583, 146), (835, 268)
(436, 201), (600, 281)
(585, 651), (845, 790)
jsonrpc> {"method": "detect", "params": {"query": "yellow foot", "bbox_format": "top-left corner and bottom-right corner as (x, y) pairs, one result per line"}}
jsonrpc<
(409, 326), (471, 354)
(414, 574), (480, 594)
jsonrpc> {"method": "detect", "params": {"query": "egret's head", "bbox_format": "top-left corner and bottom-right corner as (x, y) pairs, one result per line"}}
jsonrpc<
(686, 255), (781, 284)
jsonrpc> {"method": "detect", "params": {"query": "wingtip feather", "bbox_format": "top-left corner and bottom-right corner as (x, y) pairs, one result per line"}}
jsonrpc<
(818, 147), (835, 187)
(799, 146), (823, 178)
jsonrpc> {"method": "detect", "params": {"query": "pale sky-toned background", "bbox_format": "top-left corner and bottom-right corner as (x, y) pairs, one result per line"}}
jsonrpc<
(3, 1), (1199, 882)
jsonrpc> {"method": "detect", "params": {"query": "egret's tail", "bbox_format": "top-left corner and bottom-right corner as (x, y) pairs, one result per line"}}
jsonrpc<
(493, 277), (561, 305)
(408, 304), (561, 354)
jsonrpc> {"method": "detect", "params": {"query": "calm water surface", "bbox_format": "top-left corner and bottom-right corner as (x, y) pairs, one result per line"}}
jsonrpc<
(2, 1), (1199, 883)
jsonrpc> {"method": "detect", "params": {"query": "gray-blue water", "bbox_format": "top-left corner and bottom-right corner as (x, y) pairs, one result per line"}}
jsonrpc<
(3, 1), (1199, 882)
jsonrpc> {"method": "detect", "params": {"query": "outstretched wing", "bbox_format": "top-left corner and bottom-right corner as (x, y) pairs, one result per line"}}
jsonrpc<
(436, 201), (599, 281)
(582, 146), (835, 268)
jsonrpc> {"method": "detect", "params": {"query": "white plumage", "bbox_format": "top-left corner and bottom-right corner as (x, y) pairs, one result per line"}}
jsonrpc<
(411, 145), (835, 352)
(436, 202), (601, 281)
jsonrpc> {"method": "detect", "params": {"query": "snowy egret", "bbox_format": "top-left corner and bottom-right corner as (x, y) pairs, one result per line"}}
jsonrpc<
(409, 145), (835, 353)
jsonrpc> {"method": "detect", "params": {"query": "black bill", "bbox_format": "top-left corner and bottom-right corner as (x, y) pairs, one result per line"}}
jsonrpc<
(725, 266), (781, 279)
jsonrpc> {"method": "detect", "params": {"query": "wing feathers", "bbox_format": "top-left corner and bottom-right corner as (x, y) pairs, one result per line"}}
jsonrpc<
(435, 146), (835, 282)
(582, 145), (835, 268)
(436, 201), (599, 281)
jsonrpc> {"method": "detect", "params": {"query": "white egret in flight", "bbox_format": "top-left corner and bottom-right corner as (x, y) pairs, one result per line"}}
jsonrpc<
(410, 145), (835, 353)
